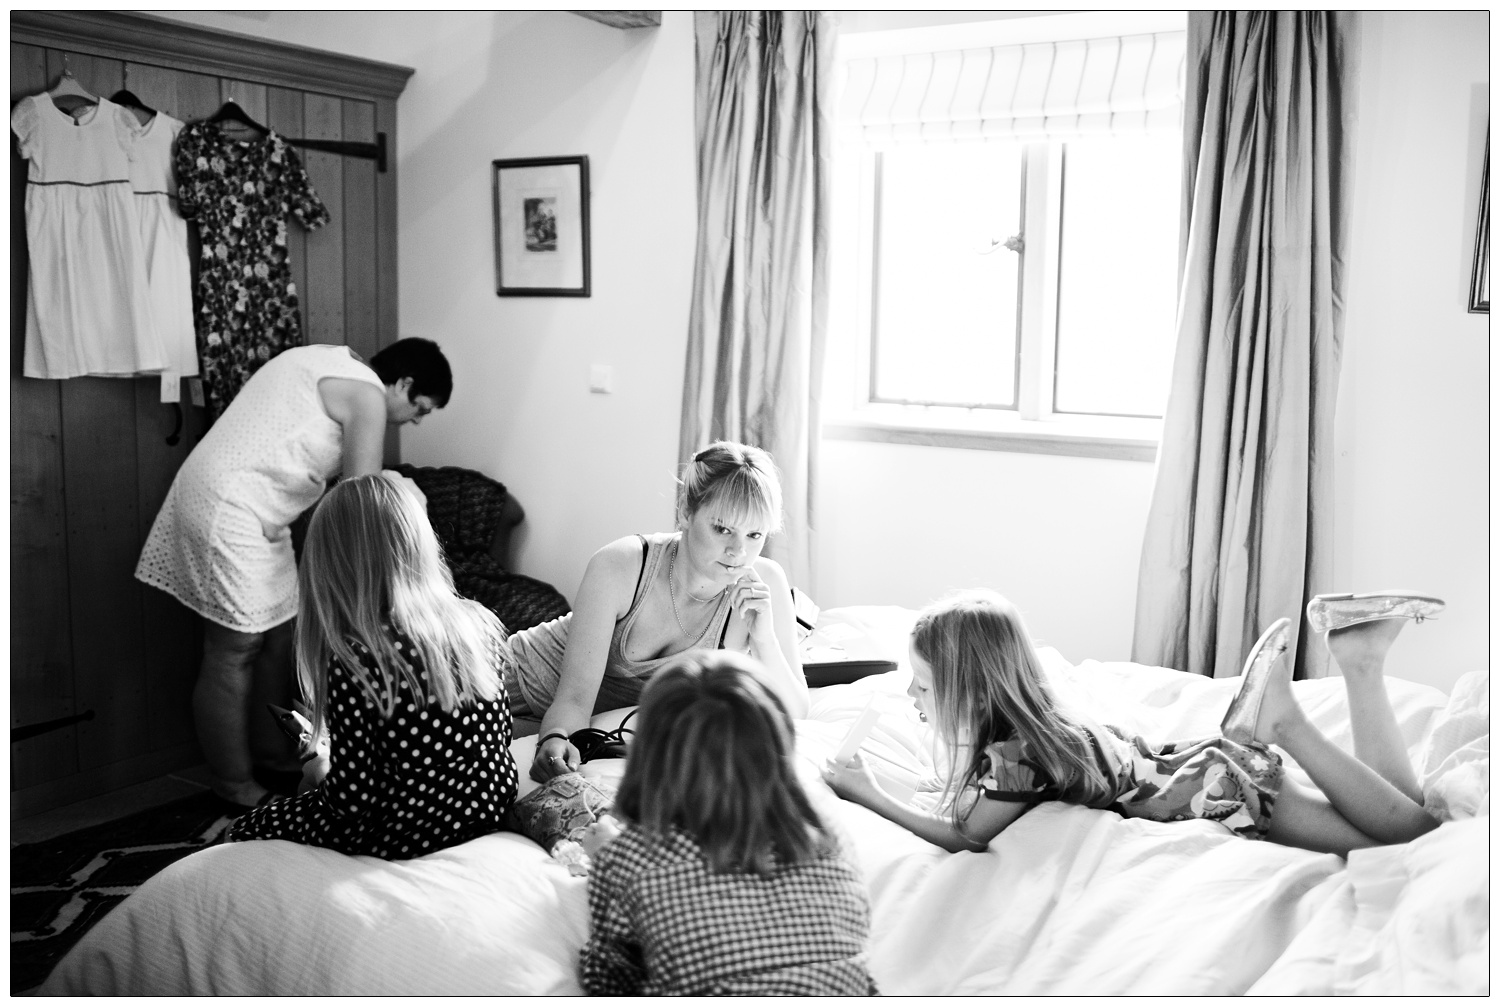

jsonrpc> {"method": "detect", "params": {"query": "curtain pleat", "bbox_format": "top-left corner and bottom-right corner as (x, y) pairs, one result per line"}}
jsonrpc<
(681, 11), (833, 593)
(1132, 11), (1353, 679)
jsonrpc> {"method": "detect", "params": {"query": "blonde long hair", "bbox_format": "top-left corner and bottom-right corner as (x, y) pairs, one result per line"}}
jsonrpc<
(296, 473), (502, 738)
(676, 441), (784, 534)
(911, 590), (1113, 820)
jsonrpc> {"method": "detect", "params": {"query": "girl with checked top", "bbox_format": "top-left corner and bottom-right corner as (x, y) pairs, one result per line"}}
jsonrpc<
(578, 651), (877, 995)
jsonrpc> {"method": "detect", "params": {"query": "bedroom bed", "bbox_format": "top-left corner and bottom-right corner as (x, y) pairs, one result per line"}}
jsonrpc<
(40, 606), (1489, 996)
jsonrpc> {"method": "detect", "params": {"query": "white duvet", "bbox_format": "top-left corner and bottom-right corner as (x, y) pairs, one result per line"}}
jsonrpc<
(41, 606), (1489, 996)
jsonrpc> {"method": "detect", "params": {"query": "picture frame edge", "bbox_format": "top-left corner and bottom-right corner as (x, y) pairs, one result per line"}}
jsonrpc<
(492, 154), (591, 298)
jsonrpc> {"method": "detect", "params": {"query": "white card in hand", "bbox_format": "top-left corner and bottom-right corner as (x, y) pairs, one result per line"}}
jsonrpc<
(833, 698), (883, 765)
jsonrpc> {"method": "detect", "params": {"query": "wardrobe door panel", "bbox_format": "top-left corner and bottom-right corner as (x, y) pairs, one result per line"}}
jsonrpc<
(173, 68), (222, 122)
(60, 375), (151, 771)
(120, 62), (197, 753)
(40, 49), (153, 771)
(376, 97), (399, 467)
(266, 86), (310, 340)
(343, 99), (378, 362)
(375, 98), (398, 349)
(302, 92), (345, 346)
(134, 372), (203, 754)
(11, 41), (79, 789)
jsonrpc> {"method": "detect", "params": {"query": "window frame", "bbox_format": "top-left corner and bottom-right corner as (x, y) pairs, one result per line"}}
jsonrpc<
(828, 136), (1169, 463)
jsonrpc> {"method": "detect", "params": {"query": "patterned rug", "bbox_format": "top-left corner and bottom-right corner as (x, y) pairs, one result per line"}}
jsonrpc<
(10, 792), (240, 995)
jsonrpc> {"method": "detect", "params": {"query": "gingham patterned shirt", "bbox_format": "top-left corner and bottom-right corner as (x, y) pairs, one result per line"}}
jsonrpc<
(580, 824), (878, 995)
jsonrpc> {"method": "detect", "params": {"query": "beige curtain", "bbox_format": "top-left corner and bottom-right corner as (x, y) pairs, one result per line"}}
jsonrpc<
(1133, 12), (1354, 680)
(680, 11), (834, 593)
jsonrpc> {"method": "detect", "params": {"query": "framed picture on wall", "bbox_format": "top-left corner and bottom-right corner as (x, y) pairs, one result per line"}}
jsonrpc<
(492, 155), (591, 297)
(1469, 141), (1488, 314)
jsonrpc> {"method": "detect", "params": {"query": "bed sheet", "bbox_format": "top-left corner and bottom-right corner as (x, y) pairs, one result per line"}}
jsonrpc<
(41, 607), (1487, 996)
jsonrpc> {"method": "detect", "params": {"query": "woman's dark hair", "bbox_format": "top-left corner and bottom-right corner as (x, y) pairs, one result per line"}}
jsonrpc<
(370, 338), (453, 407)
(613, 652), (833, 874)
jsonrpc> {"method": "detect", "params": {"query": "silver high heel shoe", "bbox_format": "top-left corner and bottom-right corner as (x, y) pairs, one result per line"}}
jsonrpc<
(1219, 617), (1292, 745)
(1305, 591), (1445, 634)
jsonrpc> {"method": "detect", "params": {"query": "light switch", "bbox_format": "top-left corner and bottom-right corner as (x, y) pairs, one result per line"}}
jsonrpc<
(589, 364), (614, 394)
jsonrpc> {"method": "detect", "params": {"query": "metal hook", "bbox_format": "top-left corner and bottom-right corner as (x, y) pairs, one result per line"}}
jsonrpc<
(166, 402), (183, 446)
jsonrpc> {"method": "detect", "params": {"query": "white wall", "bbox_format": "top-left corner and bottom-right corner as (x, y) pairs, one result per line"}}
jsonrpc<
(817, 442), (1157, 663)
(1336, 11), (1490, 692)
(153, 11), (698, 600)
(152, 12), (1489, 689)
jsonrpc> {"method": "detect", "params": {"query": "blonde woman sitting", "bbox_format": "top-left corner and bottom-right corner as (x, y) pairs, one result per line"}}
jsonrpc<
(510, 441), (807, 784)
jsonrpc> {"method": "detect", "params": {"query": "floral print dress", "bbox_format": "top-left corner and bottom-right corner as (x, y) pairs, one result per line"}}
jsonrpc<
(981, 721), (1284, 840)
(175, 123), (329, 414)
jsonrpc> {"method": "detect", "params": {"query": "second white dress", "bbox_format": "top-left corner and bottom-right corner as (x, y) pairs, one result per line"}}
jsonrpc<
(126, 109), (198, 401)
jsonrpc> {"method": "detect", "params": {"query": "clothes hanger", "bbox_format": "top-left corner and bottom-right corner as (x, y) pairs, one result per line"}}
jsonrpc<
(111, 67), (157, 125)
(208, 99), (269, 136)
(48, 57), (98, 117)
(202, 97), (389, 172)
(111, 90), (156, 127)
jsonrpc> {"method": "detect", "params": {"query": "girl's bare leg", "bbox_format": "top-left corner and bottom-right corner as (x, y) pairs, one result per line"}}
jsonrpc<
(1254, 660), (1438, 850)
(1326, 619), (1423, 803)
(1266, 777), (1379, 857)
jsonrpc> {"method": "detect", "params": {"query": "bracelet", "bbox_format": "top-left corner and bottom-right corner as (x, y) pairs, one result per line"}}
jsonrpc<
(538, 731), (570, 748)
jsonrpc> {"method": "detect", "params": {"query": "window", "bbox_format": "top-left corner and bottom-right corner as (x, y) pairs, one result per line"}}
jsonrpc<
(826, 14), (1187, 458)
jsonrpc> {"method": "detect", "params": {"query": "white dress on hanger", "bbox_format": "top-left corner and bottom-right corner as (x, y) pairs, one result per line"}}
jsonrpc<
(11, 93), (163, 379)
(126, 109), (198, 402)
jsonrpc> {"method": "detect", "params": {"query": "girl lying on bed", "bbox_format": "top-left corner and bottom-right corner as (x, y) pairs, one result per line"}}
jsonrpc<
(228, 473), (519, 860)
(824, 589), (1442, 858)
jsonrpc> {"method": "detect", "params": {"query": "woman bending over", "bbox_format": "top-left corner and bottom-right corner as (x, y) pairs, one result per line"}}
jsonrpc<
(579, 651), (876, 996)
(229, 473), (518, 859)
(825, 589), (1441, 857)
(514, 441), (806, 783)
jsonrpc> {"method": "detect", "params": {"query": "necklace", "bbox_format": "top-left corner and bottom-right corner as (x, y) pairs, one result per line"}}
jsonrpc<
(668, 542), (725, 638)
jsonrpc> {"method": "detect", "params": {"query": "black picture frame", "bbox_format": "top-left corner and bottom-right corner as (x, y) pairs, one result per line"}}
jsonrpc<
(492, 155), (591, 297)
(1469, 143), (1489, 314)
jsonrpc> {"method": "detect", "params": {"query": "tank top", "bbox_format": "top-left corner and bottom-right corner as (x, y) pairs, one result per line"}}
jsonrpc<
(505, 532), (734, 715)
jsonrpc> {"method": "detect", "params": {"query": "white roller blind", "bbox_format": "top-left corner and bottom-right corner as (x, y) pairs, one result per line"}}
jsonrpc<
(839, 31), (1186, 146)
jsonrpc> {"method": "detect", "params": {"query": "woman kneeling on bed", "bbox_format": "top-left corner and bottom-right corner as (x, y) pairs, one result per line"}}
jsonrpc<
(228, 473), (518, 859)
(825, 589), (1441, 858)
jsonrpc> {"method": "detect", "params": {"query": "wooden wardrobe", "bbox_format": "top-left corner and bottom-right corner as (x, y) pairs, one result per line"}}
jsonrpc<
(10, 12), (413, 816)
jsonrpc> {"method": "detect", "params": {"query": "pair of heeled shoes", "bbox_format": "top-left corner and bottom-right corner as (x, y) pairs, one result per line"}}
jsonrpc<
(1219, 591), (1445, 744)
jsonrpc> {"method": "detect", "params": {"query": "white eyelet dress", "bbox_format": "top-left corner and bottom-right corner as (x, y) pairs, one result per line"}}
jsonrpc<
(135, 344), (384, 632)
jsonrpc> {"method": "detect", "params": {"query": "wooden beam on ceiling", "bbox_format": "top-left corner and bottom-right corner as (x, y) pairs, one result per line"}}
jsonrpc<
(571, 11), (662, 29)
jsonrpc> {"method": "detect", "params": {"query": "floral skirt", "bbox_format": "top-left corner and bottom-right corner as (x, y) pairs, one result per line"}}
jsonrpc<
(1112, 735), (1283, 840)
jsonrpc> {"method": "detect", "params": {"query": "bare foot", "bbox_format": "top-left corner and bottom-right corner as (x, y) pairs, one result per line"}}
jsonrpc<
(1252, 654), (1302, 747)
(1326, 618), (1405, 676)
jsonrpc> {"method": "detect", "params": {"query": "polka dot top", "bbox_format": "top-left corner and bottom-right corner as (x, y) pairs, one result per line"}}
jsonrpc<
(229, 624), (519, 860)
